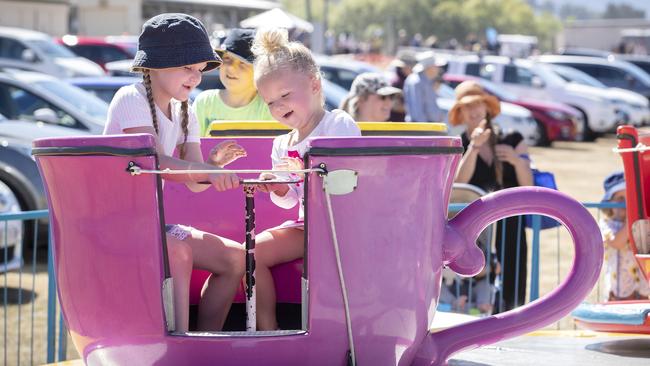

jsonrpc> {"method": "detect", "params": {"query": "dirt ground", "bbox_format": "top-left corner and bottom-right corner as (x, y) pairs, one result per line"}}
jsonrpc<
(1, 135), (626, 365)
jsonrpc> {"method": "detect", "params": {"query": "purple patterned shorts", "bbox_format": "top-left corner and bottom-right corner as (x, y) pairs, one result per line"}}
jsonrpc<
(165, 224), (193, 241)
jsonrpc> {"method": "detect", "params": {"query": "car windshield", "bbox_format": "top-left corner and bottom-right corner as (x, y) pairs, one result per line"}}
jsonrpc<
(477, 78), (518, 101)
(622, 62), (650, 86)
(534, 64), (568, 87)
(550, 65), (606, 88)
(35, 80), (108, 123)
(26, 40), (77, 58)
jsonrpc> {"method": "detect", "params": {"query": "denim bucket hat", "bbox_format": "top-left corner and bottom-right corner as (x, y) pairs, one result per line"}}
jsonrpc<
(216, 28), (256, 64)
(602, 171), (626, 202)
(132, 13), (221, 73)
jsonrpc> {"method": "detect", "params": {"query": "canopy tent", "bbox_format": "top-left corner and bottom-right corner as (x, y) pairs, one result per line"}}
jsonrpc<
(240, 8), (314, 33)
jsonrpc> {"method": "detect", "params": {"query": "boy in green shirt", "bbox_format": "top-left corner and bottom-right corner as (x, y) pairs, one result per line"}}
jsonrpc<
(193, 28), (274, 136)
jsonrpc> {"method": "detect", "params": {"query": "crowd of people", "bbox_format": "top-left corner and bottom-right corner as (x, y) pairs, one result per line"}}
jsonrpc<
(103, 12), (649, 332)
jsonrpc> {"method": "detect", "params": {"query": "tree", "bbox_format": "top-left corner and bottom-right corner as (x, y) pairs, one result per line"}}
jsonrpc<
(602, 3), (645, 19)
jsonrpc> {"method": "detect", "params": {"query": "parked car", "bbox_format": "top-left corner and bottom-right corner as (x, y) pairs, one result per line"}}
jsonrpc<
(69, 76), (202, 104)
(57, 35), (137, 71)
(616, 55), (650, 77)
(0, 26), (104, 78)
(0, 113), (92, 267)
(435, 82), (541, 146)
(534, 55), (650, 101)
(447, 55), (620, 140)
(557, 49), (650, 83)
(0, 69), (107, 133)
(316, 55), (381, 91)
(548, 64), (650, 126)
(443, 73), (580, 145)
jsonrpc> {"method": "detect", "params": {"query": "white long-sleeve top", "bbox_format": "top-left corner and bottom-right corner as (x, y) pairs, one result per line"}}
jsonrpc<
(270, 109), (361, 226)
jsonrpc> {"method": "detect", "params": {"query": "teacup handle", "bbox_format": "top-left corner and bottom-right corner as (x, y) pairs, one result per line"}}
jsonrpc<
(414, 187), (603, 365)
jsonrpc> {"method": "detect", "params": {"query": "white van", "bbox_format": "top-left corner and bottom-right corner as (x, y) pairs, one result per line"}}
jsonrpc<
(447, 55), (620, 140)
(0, 26), (104, 78)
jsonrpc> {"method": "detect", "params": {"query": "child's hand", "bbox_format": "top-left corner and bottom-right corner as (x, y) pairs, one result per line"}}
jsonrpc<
(209, 140), (247, 167)
(208, 171), (240, 191)
(256, 172), (289, 196)
(276, 157), (304, 179)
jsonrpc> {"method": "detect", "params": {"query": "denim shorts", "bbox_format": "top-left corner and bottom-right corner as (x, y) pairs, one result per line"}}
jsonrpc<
(165, 224), (193, 241)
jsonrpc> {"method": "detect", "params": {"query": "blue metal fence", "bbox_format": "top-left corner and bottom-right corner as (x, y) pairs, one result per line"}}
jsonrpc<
(0, 202), (628, 364)
(1, 210), (67, 366)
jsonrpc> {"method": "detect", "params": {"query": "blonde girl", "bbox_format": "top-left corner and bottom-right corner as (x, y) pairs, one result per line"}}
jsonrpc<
(104, 13), (245, 332)
(251, 28), (361, 330)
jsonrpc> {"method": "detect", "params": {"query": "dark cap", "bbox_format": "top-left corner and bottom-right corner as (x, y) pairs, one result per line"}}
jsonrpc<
(216, 28), (255, 64)
(132, 13), (221, 73)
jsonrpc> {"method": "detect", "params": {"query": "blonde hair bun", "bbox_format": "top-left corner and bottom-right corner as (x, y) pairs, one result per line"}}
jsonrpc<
(252, 28), (289, 57)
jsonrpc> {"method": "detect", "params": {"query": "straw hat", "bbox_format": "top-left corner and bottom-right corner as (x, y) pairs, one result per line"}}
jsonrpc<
(448, 80), (501, 126)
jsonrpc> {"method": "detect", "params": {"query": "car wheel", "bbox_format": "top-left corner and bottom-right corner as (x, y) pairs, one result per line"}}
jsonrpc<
(534, 120), (551, 147)
(0, 179), (25, 272)
(571, 107), (596, 142)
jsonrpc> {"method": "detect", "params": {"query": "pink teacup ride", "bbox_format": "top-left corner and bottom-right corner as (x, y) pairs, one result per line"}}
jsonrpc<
(33, 123), (602, 365)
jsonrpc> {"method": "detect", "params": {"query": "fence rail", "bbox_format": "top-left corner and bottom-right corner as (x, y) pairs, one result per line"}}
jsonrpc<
(0, 202), (628, 364)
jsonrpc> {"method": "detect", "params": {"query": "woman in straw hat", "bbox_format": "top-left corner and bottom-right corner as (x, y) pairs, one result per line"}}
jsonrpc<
(450, 80), (533, 312)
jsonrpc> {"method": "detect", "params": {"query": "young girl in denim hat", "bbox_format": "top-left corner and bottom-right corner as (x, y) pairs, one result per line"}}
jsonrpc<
(193, 28), (274, 137)
(250, 28), (361, 330)
(599, 172), (650, 301)
(104, 13), (246, 332)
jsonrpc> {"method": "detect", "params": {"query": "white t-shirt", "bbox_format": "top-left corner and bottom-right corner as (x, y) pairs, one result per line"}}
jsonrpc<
(270, 109), (361, 223)
(104, 83), (200, 156)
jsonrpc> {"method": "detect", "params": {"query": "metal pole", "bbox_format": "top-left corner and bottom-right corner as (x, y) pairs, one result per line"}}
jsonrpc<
(244, 185), (257, 331)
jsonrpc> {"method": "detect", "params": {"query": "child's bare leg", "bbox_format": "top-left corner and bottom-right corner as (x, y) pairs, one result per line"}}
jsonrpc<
(186, 230), (246, 331)
(166, 237), (193, 332)
(254, 227), (304, 330)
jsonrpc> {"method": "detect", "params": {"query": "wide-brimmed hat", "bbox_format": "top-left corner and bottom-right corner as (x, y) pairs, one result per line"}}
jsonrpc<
(412, 52), (447, 73)
(132, 13), (221, 73)
(602, 171), (626, 202)
(448, 80), (501, 126)
(349, 72), (402, 97)
(215, 28), (255, 64)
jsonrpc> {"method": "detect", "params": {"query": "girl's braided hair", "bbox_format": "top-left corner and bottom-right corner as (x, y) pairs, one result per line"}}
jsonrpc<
(142, 70), (189, 159)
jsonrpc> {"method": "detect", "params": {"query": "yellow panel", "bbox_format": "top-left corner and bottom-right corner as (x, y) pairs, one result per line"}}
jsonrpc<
(208, 120), (448, 137)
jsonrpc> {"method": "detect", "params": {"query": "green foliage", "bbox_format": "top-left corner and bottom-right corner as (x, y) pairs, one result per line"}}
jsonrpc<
(602, 3), (646, 19)
(317, 0), (562, 52)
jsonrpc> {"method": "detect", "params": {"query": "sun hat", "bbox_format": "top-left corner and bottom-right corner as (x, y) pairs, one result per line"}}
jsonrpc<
(131, 13), (221, 73)
(349, 72), (402, 97)
(215, 28), (256, 64)
(602, 171), (626, 202)
(412, 52), (447, 73)
(448, 80), (501, 126)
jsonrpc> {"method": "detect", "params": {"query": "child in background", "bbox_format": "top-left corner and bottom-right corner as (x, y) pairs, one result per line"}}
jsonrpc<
(600, 172), (650, 301)
(251, 28), (362, 330)
(193, 28), (274, 136)
(104, 13), (246, 332)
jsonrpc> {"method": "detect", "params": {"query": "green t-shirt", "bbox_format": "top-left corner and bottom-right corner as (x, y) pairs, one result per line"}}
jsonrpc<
(192, 89), (275, 136)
